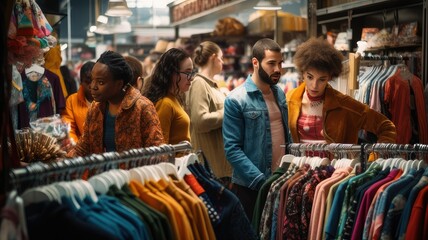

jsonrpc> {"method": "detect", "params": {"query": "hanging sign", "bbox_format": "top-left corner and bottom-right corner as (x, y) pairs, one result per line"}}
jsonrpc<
(169, 0), (234, 23)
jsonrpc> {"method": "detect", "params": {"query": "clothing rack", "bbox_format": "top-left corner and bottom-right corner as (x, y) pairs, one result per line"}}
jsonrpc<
(365, 143), (428, 159)
(285, 143), (366, 171)
(8, 141), (193, 194)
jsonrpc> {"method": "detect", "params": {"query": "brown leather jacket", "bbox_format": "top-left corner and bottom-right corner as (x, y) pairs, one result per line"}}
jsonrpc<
(70, 87), (164, 157)
(286, 83), (396, 144)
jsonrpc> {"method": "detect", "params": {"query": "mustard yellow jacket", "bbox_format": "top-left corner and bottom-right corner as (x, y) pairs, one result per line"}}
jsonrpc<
(286, 83), (397, 144)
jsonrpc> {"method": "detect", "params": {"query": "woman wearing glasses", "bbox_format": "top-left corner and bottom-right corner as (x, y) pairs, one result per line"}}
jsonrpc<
(187, 41), (233, 186)
(142, 48), (196, 144)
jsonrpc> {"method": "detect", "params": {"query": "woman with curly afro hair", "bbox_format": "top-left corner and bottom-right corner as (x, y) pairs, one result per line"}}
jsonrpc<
(286, 37), (396, 144)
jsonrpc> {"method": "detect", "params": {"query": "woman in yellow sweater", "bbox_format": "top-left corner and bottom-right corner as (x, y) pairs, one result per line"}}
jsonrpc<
(142, 48), (196, 144)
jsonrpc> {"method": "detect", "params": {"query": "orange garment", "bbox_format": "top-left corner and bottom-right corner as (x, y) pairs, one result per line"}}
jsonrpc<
(171, 177), (217, 240)
(157, 179), (202, 239)
(61, 86), (88, 142)
(184, 174), (206, 195)
(145, 180), (194, 240)
(44, 45), (68, 97)
(129, 180), (180, 240)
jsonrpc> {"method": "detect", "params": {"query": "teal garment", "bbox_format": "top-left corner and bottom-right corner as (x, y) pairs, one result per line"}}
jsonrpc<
(81, 195), (140, 240)
(122, 185), (174, 240)
(252, 164), (288, 231)
(381, 169), (424, 239)
(63, 197), (124, 240)
(95, 195), (151, 240)
(107, 184), (171, 240)
(397, 167), (428, 239)
(325, 178), (351, 240)
(104, 110), (116, 152)
(366, 169), (421, 240)
(341, 167), (391, 239)
(336, 163), (382, 237)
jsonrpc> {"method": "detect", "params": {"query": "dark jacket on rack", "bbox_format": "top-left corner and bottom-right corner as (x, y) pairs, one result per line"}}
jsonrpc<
(69, 87), (164, 157)
(286, 83), (397, 144)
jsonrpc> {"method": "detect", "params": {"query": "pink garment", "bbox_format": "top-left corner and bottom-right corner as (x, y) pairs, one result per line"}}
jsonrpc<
(308, 167), (351, 240)
(262, 90), (285, 170)
(364, 169), (403, 240)
(351, 168), (400, 240)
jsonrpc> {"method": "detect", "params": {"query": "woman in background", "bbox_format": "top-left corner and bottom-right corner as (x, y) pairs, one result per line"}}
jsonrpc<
(69, 50), (164, 157)
(61, 61), (94, 143)
(188, 41), (232, 185)
(142, 48), (195, 144)
(124, 55), (144, 92)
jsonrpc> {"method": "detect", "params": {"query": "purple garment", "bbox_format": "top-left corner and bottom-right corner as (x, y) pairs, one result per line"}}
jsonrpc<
(351, 168), (400, 240)
(18, 69), (65, 128)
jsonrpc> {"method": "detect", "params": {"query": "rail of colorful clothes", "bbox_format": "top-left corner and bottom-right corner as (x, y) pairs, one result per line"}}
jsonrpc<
(8, 141), (193, 194)
(4, 140), (258, 240)
(285, 143), (428, 171)
(256, 143), (428, 240)
(285, 143), (366, 171)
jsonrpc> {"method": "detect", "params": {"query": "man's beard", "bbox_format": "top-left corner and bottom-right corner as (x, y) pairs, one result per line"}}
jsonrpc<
(258, 66), (280, 86)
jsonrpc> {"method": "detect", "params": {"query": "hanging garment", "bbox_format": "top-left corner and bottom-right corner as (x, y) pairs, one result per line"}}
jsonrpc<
(18, 69), (65, 128)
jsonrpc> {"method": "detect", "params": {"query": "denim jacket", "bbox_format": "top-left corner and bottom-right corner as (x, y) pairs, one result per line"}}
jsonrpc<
(223, 75), (292, 190)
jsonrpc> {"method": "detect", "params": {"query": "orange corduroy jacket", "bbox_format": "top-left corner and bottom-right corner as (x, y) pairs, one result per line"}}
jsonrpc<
(286, 82), (397, 144)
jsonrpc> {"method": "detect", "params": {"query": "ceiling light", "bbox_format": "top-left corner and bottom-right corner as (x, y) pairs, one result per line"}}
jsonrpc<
(253, 0), (282, 10)
(105, 0), (133, 17)
(94, 17), (132, 35)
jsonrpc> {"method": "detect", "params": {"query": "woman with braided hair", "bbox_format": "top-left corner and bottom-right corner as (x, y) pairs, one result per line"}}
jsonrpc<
(68, 50), (164, 157)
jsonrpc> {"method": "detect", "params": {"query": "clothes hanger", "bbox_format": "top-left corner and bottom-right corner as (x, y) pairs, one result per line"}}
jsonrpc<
(68, 181), (87, 201)
(402, 160), (413, 176)
(21, 186), (54, 207)
(20, 164), (58, 206)
(74, 179), (99, 203)
(129, 167), (147, 183)
(88, 173), (112, 194)
(319, 157), (331, 166)
(139, 165), (159, 181)
(177, 153), (199, 179)
(105, 170), (126, 188)
(152, 164), (170, 181)
(42, 185), (60, 202)
(51, 181), (80, 209)
(157, 162), (179, 179)
(279, 154), (295, 167)
(115, 169), (130, 185)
